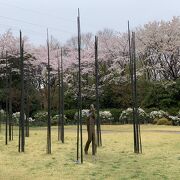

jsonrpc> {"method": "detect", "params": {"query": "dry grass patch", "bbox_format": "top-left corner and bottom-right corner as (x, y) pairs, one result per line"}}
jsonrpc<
(0, 125), (180, 180)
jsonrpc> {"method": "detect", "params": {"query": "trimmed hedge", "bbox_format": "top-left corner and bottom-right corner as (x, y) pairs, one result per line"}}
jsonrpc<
(31, 108), (123, 126)
(29, 108), (178, 126)
(65, 108), (122, 125)
(108, 108), (122, 123)
(156, 118), (172, 125)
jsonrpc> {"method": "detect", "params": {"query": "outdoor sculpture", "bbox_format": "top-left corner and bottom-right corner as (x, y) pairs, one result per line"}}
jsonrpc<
(84, 104), (97, 155)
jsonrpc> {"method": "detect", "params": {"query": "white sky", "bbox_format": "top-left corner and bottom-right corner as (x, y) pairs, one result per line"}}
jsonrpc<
(0, 0), (179, 45)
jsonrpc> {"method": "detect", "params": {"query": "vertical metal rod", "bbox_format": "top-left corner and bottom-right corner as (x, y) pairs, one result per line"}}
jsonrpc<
(10, 63), (13, 140)
(60, 48), (64, 143)
(77, 8), (83, 163)
(132, 32), (142, 153)
(47, 29), (51, 154)
(76, 72), (80, 162)
(57, 51), (61, 141)
(95, 36), (101, 146)
(19, 31), (25, 152)
(18, 33), (22, 152)
(5, 51), (8, 145)
(76, 107), (80, 161)
(9, 64), (12, 141)
(132, 32), (138, 153)
(127, 22), (137, 153)
(25, 67), (30, 137)
(12, 120), (13, 140)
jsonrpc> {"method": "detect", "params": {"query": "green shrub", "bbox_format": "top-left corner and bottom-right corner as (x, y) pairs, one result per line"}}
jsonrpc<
(51, 115), (58, 126)
(52, 114), (67, 126)
(108, 109), (122, 123)
(99, 110), (113, 124)
(64, 109), (77, 124)
(12, 112), (27, 125)
(157, 118), (172, 125)
(168, 116), (180, 126)
(166, 107), (179, 116)
(145, 108), (159, 114)
(119, 108), (149, 124)
(153, 118), (159, 124)
(33, 111), (48, 126)
(149, 110), (169, 120)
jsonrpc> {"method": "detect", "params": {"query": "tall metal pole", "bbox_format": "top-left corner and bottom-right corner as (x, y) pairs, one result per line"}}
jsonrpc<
(11, 64), (14, 140)
(25, 66), (30, 137)
(128, 22), (142, 154)
(76, 105), (80, 161)
(95, 36), (102, 146)
(77, 8), (83, 163)
(60, 48), (64, 143)
(57, 51), (61, 141)
(127, 22), (137, 153)
(132, 32), (142, 153)
(76, 70), (80, 161)
(19, 30), (25, 152)
(18, 33), (22, 152)
(47, 29), (51, 154)
(5, 51), (8, 145)
(132, 32), (138, 153)
(9, 64), (12, 141)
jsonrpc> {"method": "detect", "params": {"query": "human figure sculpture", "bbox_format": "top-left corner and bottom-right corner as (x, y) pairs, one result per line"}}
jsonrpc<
(84, 104), (97, 155)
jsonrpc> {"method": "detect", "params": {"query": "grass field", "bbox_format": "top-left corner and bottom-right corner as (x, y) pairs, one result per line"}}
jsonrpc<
(0, 125), (180, 180)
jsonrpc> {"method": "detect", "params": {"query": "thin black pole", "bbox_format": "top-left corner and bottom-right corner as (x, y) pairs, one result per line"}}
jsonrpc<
(18, 33), (22, 152)
(60, 48), (64, 143)
(77, 8), (83, 164)
(131, 32), (138, 153)
(5, 51), (8, 145)
(25, 67), (30, 137)
(11, 63), (13, 140)
(76, 71), (80, 161)
(128, 22), (137, 153)
(57, 51), (61, 141)
(47, 29), (51, 154)
(95, 36), (102, 146)
(9, 64), (12, 141)
(19, 31), (25, 152)
(76, 107), (80, 161)
(132, 32), (142, 153)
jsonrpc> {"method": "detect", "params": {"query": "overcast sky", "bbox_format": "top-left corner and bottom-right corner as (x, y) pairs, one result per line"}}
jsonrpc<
(0, 0), (179, 45)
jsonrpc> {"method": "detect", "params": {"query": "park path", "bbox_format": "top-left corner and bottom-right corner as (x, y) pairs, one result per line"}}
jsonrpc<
(57, 127), (180, 134)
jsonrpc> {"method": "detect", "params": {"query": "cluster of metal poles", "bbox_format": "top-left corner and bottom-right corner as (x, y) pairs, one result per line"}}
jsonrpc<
(76, 10), (102, 164)
(1, 36), (30, 148)
(128, 22), (142, 154)
(0, 13), (143, 159)
(47, 31), (65, 154)
(76, 9), (83, 163)
(18, 29), (65, 154)
(4, 31), (30, 152)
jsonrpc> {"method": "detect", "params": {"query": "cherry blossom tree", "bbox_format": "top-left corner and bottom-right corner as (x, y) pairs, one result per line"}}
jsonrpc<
(136, 17), (180, 81)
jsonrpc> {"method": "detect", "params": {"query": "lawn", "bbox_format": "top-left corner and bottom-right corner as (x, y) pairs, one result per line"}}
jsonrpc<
(0, 125), (180, 180)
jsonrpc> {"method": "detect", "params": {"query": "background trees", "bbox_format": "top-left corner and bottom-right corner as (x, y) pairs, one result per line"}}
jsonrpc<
(0, 17), (179, 118)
